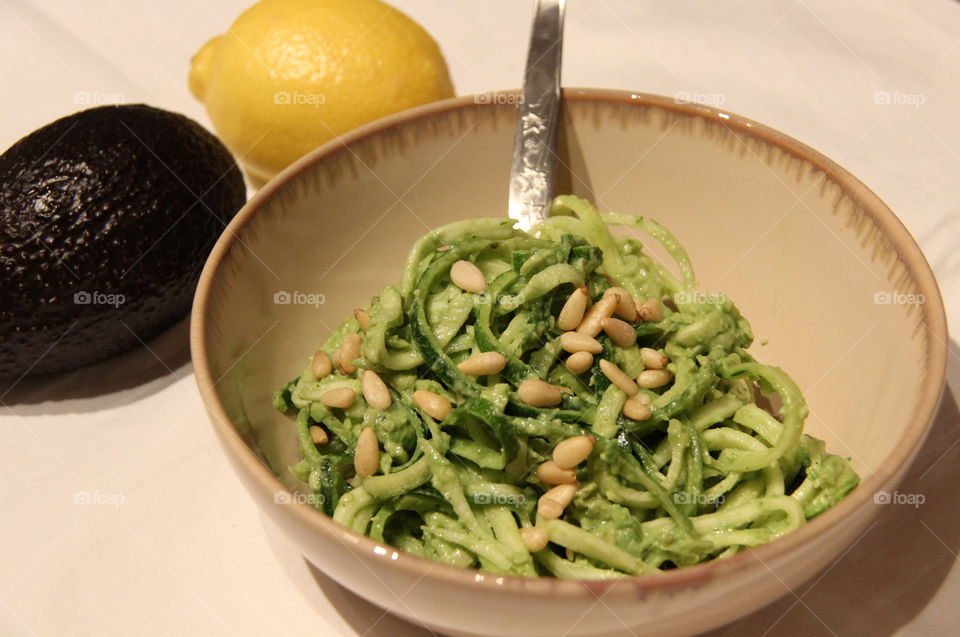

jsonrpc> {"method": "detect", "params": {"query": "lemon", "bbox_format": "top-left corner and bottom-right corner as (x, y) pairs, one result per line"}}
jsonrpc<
(189, 0), (454, 186)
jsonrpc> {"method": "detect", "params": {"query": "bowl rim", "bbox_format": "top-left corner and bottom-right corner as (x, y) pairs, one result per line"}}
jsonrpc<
(191, 88), (948, 598)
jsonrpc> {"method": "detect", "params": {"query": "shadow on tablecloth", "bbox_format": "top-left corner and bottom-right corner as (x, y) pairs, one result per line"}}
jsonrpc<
(0, 314), (190, 413)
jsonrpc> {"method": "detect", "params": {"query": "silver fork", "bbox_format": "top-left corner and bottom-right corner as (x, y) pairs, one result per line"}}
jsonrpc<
(507, 0), (566, 232)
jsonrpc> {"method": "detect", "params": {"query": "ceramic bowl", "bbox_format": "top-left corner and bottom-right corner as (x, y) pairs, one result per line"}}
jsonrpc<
(191, 89), (947, 637)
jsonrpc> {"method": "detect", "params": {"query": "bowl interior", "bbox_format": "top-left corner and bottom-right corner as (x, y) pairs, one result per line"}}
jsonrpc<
(200, 92), (939, 499)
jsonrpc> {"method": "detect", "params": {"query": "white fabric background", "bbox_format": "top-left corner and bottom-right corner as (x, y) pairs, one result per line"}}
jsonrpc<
(1, 1), (958, 635)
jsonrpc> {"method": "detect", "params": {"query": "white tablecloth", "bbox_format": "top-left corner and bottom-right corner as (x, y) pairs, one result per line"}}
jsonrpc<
(2, 1), (958, 635)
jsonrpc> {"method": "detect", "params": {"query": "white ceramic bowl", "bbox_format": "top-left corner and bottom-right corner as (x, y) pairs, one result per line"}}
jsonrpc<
(191, 89), (947, 637)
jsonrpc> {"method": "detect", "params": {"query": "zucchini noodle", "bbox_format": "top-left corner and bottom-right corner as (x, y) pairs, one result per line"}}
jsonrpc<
(273, 195), (859, 577)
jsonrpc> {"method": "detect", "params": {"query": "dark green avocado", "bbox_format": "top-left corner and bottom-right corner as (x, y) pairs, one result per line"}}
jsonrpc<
(0, 104), (246, 379)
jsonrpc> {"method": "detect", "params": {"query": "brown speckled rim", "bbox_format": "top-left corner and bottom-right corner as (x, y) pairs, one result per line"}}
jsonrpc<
(191, 88), (948, 597)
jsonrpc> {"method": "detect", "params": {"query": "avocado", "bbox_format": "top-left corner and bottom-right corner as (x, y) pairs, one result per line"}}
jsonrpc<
(0, 104), (246, 380)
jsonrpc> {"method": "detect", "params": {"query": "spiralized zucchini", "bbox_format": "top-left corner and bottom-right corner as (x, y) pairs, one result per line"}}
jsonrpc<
(273, 195), (858, 578)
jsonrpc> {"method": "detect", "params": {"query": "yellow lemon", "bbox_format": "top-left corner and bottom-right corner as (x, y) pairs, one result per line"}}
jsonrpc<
(189, 0), (454, 186)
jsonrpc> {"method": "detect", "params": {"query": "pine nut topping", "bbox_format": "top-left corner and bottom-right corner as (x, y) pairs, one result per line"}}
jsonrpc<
(565, 351), (593, 374)
(637, 298), (664, 322)
(354, 427), (379, 477)
(600, 317), (637, 347)
(538, 499), (563, 520)
(518, 379), (563, 407)
(559, 331), (603, 354)
(320, 387), (356, 408)
(309, 425), (328, 445)
(537, 460), (577, 485)
(361, 370), (392, 410)
(450, 260), (487, 293)
(552, 435), (596, 469)
(604, 287), (638, 322)
(354, 308), (370, 331)
(637, 369), (674, 389)
(537, 483), (578, 520)
(576, 294), (618, 337)
(311, 350), (332, 379)
(599, 359), (639, 396)
(640, 347), (668, 370)
(519, 526), (550, 552)
(457, 351), (507, 376)
(337, 333), (362, 374)
(413, 390), (452, 421)
(622, 398), (652, 421)
(557, 286), (589, 331)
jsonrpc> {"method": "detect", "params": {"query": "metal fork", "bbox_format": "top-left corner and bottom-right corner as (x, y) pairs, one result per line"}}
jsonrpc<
(507, 0), (566, 231)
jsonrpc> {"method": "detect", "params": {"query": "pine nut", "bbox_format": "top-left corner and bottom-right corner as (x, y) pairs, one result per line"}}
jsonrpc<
(537, 483), (577, 520)
(634, 392), (652, 405)
(450, 260), (487, 293)
(337, 334), (362, 374)
(309, 425), (328, 445)
(354, 308), (370, 331)
(557, 286), (589, 331)
(537, 460), (577, 485)
(354, 427), (379, 477)
(519, 526), (550, 552)
(310, 350), (332, 379)
(576, 294), (618, 337)
(518, 379), (563, 407)
(600, 317), (637, 347)
(637, 298), (663, 322)
(637, 369), (673, 388)
(622, 398), (652, 421)
(604, 287), (638, 322)
(413, 390), (452, 421)
(457, 351), (507, 375)
(361, 370), (392, 410)
(558, 386), (574, 395)
(553, 435), (596, 469)
(538, 499), (564, 520)
(320, 387), (356, 409)
(640, 347), (668, 370)
(559, 331), (603, 354)
(565, 351), (593, 374)
(599, 359), (639, 396)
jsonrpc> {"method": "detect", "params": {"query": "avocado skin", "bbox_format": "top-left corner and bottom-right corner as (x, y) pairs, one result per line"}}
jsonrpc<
(0, 104), (246, 379)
